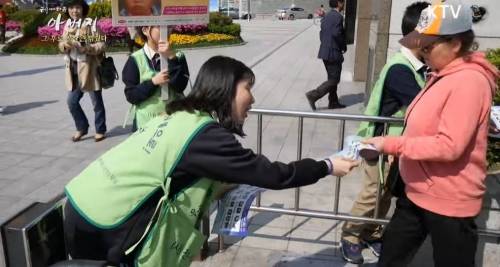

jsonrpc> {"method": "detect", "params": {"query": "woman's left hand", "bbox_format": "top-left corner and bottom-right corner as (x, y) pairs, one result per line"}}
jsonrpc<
(363, 136), (385, 152)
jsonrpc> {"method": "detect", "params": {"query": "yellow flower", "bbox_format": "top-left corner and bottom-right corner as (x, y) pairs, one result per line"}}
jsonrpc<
(170, 33), (236, 46)
(134, 36), (145, 46)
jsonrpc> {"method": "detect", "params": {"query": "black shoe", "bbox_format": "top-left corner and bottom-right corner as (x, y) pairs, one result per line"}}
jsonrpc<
(305, 91), (317, 111)
(340, 239), (364, 264)
(328, 102), (346, 109)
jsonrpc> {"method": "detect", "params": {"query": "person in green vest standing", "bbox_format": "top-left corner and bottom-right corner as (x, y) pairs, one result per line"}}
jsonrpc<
(122, 25), (189, 131)
(339, 2), (429, 264)
(63, 56), (359, 266)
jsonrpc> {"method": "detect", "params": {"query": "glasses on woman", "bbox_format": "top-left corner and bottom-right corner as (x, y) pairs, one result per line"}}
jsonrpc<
(420, 37), (452, 54)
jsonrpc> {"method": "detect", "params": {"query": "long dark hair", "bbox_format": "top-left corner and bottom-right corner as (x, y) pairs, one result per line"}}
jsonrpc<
(166, 56), (255, 136)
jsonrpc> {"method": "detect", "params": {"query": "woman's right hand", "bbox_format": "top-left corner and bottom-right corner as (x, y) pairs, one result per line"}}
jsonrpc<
(329, 157), (360, 177)
(152, 70), (170, 86)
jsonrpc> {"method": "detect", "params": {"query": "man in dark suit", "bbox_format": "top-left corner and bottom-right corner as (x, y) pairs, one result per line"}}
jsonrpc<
(306, 0), (347, 110)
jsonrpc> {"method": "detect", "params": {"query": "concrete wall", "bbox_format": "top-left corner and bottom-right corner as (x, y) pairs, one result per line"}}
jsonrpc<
(387, 0), (500, 59)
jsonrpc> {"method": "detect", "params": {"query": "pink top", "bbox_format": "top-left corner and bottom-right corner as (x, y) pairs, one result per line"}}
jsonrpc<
(383, 52), (499, 217)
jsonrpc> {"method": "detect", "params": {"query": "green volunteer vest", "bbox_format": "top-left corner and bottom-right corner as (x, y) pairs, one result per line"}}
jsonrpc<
(357, 52), (426, 138)
(130, 49), (184, 129)
(65, 111), (222, 266)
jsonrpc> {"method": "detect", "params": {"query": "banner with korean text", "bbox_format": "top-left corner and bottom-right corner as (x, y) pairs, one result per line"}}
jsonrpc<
(111, 0), (209, 26)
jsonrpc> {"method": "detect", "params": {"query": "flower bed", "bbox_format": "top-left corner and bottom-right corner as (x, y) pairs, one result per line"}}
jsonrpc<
(169, 33), (237, 46)
(6, 20), (22, 32)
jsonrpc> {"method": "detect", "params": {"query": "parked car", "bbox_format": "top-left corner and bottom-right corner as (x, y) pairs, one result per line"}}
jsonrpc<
(276, 6), (313, 20)
(275, 8), (288, 20)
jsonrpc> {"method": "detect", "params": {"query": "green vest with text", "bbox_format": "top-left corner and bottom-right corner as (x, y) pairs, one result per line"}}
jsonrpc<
(357, 52), (426, 138)
(65, 111), (222, 267)
(131, 49), (184, 129)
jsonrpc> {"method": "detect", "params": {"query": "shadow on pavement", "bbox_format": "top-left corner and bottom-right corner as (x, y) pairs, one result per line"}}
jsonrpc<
(105, 125), (133, 138)
(339, 93), (365, 107)
(0, 65), (64, 79)
(1, 100), (58, 115)
(272, 248), (354, 267)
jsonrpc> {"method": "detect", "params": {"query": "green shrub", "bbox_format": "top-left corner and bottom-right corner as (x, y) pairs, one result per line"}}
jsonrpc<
(486, 49), (500, 104)
(88, 2), (112, 19)
(209, 12), (232, 26)
(207, 23), (241, 37)
(486, 49), (500, 169)
(9, 9), (40, 24)
(22, 12), (47, 37)
(2, 3), (19, 15)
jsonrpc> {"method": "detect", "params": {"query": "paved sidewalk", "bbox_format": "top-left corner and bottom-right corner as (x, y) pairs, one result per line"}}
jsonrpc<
(0, 20), (499, 266)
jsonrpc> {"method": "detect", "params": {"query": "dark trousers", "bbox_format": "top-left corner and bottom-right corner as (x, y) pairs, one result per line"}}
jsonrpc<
(67, 89), (107, 134)
(0, 25), (5, 44)
(378, 195), (478, 267)
(64, 189), (162, 265)
(310, 60), (342, 104)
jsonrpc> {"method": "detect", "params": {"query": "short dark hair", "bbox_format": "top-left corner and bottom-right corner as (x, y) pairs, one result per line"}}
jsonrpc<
(444, 30), (476, 57)
(135, 26), (172, 42)
(166, 56), (255, 136)
(401, 2), (430, 36)
(329, 0), (344, 9)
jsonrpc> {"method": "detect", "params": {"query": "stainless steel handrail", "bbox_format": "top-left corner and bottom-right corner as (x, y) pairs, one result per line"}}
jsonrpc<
(216, 108), (498, 251)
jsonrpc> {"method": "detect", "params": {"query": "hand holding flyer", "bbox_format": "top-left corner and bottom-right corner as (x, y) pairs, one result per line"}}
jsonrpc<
(336, 135), (380, 161)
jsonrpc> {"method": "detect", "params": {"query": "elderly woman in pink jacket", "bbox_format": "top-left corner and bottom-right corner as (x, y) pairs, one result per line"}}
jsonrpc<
(365, 1), (499, 266)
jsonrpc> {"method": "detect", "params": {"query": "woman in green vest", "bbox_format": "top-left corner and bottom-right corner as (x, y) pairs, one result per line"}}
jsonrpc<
(63, 56), (359, 266)
(123, 25), (189, 131)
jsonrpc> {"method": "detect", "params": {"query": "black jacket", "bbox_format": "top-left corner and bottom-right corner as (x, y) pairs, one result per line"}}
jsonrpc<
(122, 53), (189, 105)
(318, 9), (347, 62)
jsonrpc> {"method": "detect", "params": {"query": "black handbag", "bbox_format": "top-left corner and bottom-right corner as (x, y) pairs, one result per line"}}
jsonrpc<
(97, 54), (119, 89)
(387, 157), (405, 198)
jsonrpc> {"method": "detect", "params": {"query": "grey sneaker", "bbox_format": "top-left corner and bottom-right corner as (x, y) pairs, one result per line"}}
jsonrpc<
(340, 238), (364, 264)
(362, 239), (382, 257)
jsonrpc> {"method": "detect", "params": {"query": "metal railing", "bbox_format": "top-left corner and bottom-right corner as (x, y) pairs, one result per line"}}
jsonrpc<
(217, 108), (500, 251)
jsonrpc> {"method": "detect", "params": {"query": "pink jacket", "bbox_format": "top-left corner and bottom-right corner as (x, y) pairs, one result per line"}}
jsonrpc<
(383, 52), (499, 217)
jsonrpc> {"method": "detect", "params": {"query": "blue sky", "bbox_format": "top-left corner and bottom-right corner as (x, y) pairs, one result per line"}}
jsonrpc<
(210, 0), (219, 11)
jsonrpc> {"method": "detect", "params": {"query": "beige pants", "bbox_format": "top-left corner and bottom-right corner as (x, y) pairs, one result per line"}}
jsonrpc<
(341, 159), (391, 244)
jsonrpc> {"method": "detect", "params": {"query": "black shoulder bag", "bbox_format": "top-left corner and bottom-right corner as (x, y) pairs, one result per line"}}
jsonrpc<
(98, 53), (119, 89)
